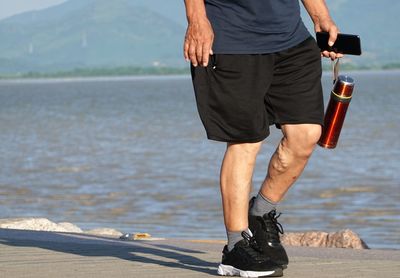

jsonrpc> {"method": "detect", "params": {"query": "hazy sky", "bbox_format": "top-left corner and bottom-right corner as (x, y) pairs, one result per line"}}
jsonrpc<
(0, 0), (66, 19)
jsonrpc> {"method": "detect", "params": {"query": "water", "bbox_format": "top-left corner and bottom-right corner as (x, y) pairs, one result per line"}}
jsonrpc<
(0, 71), (399, 249)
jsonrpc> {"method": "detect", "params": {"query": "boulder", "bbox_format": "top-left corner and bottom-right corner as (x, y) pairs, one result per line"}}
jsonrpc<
(281, 229), (369, 249)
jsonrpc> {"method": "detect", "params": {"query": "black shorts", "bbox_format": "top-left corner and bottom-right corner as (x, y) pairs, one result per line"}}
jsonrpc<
(191, 36), (324, 143)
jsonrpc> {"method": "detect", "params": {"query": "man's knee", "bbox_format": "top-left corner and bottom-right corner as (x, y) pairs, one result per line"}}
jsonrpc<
(300, 125), (322, 147)
(282, 124), (321, 159)
(227, 141), (263, 157)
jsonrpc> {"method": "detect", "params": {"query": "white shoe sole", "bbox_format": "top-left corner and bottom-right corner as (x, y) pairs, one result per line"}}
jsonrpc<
(217, 264), (280, 277)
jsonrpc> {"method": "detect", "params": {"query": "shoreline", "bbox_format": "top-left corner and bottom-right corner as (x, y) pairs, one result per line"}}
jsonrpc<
(0, 69), (400, 84)
(0, 74), (191, 84)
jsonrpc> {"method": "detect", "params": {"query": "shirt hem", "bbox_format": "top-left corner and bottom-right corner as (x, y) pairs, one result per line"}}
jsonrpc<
(212, 33), (311, 55)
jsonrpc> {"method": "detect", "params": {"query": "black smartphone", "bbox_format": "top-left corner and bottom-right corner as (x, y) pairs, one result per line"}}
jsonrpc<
(316, 32), (362, 55)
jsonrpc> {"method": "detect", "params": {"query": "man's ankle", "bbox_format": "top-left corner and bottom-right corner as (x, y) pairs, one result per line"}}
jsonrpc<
(250, 192), (278, 216)
(226, 228), (251, 251)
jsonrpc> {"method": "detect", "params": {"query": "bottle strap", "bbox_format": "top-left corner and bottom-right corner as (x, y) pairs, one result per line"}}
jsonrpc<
(332, 58), (340, 83)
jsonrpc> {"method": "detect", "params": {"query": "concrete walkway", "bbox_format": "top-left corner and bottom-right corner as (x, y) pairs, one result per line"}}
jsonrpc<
(1, 228), (399, 278)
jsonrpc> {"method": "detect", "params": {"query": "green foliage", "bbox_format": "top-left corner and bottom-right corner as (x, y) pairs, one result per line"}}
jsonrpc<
(382, 63), (400, 70)
(0, 66), (190, 79)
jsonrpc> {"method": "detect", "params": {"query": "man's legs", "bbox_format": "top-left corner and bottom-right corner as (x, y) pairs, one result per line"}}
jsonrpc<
(191, 38), (324, 276)
(221, 124), (321, 249)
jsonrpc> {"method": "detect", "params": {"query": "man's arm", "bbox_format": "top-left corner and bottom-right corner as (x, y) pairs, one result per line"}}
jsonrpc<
(183, 0), (214, 67)
(302, 0), (343, 60)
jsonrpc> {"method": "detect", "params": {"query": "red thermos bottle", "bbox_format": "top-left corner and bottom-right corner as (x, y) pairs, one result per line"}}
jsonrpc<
(318, 75), (355, 149)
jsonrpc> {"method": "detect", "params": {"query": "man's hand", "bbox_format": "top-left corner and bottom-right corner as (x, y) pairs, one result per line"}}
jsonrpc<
(314, 18), (344, 60)
(302, 0), (343, 60)
(184, 16), (214, 67)
(183, 0), (214, 67)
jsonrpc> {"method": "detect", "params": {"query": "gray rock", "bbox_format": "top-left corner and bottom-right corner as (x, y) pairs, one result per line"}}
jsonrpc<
(119, 232), (165, 241)
(85, 228), (123, 237)
(281, 229), (369, 249)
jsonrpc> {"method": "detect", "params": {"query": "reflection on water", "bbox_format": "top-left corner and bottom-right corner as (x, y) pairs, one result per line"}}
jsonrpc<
(0, 71), (399, 249)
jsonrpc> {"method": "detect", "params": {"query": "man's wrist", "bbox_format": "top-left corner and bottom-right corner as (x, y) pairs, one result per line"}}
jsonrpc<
(302, 0), (332, 26)
(311, 12), (332, 27)
(185, 0), (208, 23)
(187, 13), (208, 24)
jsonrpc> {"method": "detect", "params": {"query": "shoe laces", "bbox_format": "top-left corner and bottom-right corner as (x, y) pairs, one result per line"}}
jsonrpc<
(260, 210), (284, 239)
(241, 231), (265, 261)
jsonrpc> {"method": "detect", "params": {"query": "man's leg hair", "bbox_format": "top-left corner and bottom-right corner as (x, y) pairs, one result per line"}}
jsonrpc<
(220, 142), (263, 248)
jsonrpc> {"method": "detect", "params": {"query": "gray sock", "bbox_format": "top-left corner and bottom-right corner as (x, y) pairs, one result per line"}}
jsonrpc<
(227, 228), (251, 251)
(250, 192), (278, 216)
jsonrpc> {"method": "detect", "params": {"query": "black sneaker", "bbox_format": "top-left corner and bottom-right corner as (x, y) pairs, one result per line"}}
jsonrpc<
(249, 197), (289, 268)
(218, 231), (283, 277)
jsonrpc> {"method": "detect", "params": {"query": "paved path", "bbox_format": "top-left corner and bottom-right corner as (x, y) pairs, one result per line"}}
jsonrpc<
(1, 228), (399, 278)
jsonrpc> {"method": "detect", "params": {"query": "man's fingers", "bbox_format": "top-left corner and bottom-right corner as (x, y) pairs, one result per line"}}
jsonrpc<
(186, 39), (213, 67)
(184, 40), (190, 61)
(328, 27), (338, 47)
(322, 50), (343, 60)
(202, 42), (212, 67)
(188, 43), (198, 67)
(196, 44), (204, 67)
(202, 47), (210, 67)
(322, 50), (330, 58)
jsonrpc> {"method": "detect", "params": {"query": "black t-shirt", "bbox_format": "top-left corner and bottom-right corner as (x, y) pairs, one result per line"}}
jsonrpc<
(205, 0), (310, 54)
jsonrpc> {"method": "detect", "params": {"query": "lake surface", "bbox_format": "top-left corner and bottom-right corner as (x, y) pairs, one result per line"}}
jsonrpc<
(0, 71), (399, 249)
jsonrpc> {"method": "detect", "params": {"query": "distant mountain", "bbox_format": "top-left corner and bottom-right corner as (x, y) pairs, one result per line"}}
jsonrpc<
(0, 0), (398, 73)
(0, 0), (186, 73)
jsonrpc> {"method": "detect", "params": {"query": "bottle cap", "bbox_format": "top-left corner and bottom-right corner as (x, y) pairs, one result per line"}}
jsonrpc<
(333, 75), (355, 98)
